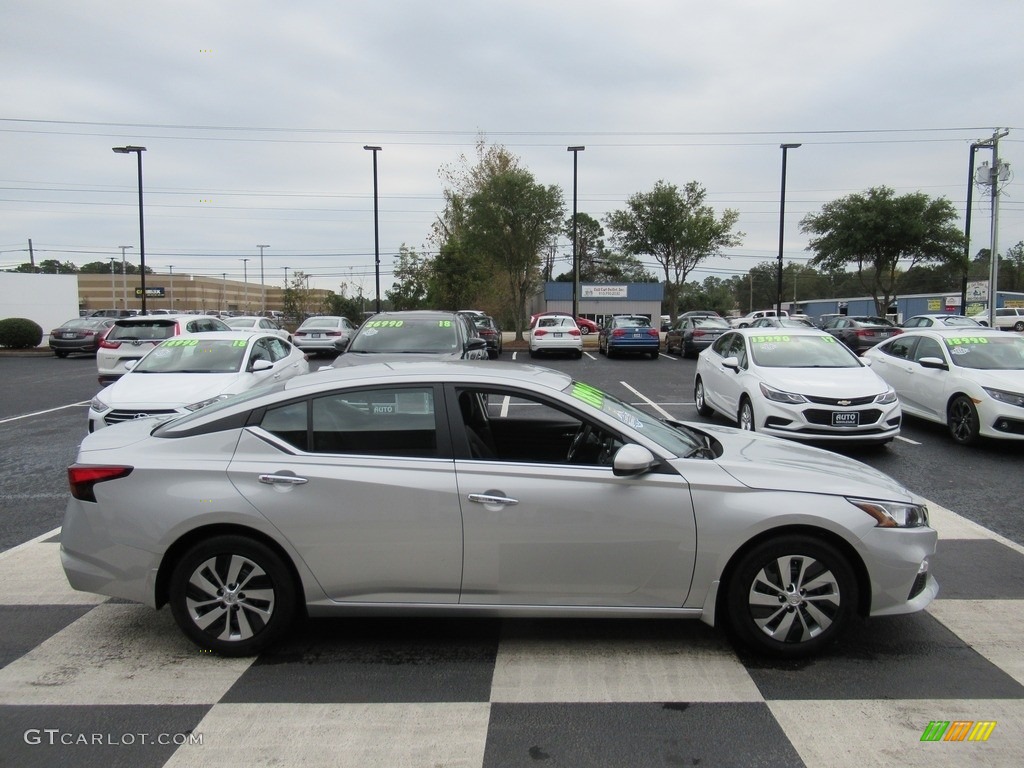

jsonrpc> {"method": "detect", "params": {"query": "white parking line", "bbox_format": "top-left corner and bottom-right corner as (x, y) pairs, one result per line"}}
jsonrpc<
(618, 381), (675, 419)
(0, 402), (89, 425)
(895, 435), (922, 445)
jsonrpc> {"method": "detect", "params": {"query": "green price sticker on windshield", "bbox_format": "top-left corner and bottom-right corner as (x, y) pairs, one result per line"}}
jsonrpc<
(163, 339), (198, 347)
(365, 320), (405, 329)
(945, 336), (989, 346)
(571, 382), (604, 408)
(750, 335), (791, 344)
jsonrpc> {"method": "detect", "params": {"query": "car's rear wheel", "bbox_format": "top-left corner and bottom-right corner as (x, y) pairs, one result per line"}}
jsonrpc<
(738, 397), (755, 431)
(580, 326), (590, 335)
(694, 377), (714, 417)
(947, 394), (981, 445)
(1013, 320), (1024, 332)
(169, 535), (297, 656)
(726, 535), (857, 657)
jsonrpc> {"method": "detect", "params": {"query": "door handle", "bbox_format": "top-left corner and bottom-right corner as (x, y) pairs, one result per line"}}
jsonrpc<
(258, 474), (309, 485)
(468, 493), (518, 506)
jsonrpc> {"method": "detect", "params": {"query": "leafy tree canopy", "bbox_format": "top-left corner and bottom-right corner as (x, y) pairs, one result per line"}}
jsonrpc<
(800, 186), (965, 316)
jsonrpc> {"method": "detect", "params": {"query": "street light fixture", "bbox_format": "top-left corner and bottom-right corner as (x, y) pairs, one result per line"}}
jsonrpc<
(567, 146), (585, 320)
(112, 146), (147, 313)
(108, 258), (117, 308)
(776, 143), (801, 316)
(364, 146), (382, 313)
(239, 258), (250, 312)
(257, 244), (269, 314)
(167, 265), (174, 310)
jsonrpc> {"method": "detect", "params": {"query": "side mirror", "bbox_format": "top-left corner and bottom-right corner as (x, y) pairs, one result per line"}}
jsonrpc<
(918, 356), (948, 371)
(333, 337), (349, 353)
(250, 359), (274, 373)
(466, 337), (487, 352)
(721, 355), (740, 371)
(612, 444), (657, 477)
(123, 360), (137, 372)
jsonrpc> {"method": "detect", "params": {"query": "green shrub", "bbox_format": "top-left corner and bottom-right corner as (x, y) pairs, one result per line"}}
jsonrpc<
(0, 317), (44, 348)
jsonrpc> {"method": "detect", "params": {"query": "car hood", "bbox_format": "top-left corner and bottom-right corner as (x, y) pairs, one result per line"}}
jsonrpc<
(757, 366), (888, 396)
(956, 367), (1024, 390)
(102, 372), (247, 407)
(693, 423), (916, 502)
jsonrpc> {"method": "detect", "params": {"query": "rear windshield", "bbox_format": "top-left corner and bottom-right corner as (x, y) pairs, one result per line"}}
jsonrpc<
(106, 321), (178, 342)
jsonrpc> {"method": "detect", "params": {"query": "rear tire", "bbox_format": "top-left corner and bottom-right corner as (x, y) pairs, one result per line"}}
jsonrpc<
(169, 535), (297, 657)
(1014, 320), (1024, 332)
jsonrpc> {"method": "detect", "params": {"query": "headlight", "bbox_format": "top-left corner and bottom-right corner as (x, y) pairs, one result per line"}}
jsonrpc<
(848, 498), (929, 528)
(758, 382), (808, 404)
(983, 387), (1024, 408)
(89, 395), (108, 413)
(184, 394), (232, 412)
(875, 388), (898, 405)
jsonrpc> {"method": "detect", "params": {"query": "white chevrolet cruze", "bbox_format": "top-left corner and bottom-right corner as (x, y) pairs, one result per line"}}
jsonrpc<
(694, 328), (901, 445)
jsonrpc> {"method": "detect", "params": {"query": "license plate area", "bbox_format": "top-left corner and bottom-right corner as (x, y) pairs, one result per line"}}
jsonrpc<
(832, 411), (860, 427)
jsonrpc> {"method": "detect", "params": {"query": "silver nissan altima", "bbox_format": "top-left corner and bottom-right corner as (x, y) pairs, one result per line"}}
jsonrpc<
(61, 361), (937, 659)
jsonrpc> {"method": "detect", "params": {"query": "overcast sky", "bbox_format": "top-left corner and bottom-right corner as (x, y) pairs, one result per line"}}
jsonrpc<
(2, 0), (1021, 296)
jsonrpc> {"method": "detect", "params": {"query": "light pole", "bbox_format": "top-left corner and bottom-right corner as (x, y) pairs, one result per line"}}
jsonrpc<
(119, 245), (132, 308)
(364, 145), (382, 313)
(567, 146), (585, 320)
(221, 273), (227, 311)
(108, 258), (117, 308)
(167, 265), (174, 310)
(257, 244), (269, 314)
(112, 146), (147, 313)
(776, 144), (800, 316)
(239, 258), (250, 312)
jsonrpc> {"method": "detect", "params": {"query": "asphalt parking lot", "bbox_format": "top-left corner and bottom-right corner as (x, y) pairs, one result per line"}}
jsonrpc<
(2, 349), (1024, 767)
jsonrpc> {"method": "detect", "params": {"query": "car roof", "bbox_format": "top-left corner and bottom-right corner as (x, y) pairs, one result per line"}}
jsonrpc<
(734, 327), (831, 337)
(886, 327), (1005, 337)
(114, 314), (220, 324)
(160, 331), (265, 343)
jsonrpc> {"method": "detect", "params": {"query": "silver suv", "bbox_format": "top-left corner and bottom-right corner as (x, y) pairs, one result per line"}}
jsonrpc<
(96, 314), (230, 385)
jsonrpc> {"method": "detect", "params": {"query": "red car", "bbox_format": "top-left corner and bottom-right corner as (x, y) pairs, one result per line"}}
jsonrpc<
(530, 312), (600, 335)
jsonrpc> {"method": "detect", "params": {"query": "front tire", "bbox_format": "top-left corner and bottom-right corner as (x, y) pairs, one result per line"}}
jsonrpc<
(738, 397), (755, 431)
(947, 394), (980, 445)
(169, 535), (297, 657)
(1014, 320), (1024, 332)
(726, 535), (858, 658)
(694, 377), (714, 417)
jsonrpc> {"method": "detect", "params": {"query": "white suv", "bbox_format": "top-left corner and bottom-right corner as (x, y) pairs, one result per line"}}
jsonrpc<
(96, 314), (230, 385)
(971, 307), (1024, 332)
(730, 309), (789, 328)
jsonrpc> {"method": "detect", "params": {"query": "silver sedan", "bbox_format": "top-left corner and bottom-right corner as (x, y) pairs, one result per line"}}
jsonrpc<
(62, 362), (937, 659)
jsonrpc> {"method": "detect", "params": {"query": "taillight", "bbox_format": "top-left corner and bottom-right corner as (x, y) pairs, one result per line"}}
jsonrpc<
(856, 329), (872, 337)
(569, 329), (581, 337)
(100, 338), (121, 349)
(68, 464), (133, 502)
(612, 329), (626, 337)
(693, 330), (705, 338)
(534, 329), (547, 337)
(647, 329), (660, 338)
(326, 331), (341, 336)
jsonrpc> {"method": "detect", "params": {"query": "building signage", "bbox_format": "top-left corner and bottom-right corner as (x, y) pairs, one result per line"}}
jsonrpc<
(581, 285), (628, 299)
(135, 287), (165, 298)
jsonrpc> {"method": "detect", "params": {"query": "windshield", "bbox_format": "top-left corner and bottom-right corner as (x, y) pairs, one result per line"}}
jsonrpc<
(944, 335), (1024, 370)
(565, 380), (703, 457)
(694, 317), (731, 329)
(614, 316), (651, 328)
(136, 338), (248, 373)
(748, 334), (861, 368)
(349, 317), (461, 353)
(300, 317), (343, 330)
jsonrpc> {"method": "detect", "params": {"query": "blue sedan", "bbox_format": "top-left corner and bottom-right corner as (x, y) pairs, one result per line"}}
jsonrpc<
(598, 315), (661, 359)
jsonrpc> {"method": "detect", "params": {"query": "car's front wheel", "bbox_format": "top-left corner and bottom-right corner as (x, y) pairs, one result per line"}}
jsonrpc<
(1014, 320), (1024, 332)
(169, 535), (297, 656)
(694, 377), (714, 417)
(947, 394), (980, 445)
(726, 535), (858, 657)
(738, 397), (755, 431)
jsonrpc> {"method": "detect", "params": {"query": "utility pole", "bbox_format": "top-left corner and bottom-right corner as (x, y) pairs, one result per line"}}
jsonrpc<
(974, 128), (1010, 326)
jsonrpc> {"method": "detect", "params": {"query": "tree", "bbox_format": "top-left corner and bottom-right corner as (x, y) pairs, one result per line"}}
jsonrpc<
(385, 245), (432, 310)
(434, 138), (564, 338)
(800, 186), (965, 316)
(605, 180), (743, 328)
